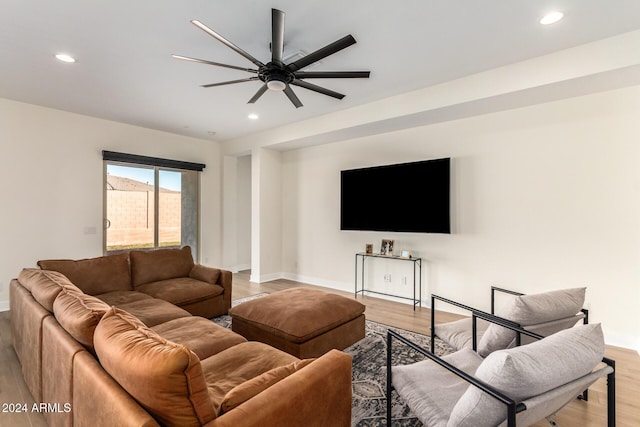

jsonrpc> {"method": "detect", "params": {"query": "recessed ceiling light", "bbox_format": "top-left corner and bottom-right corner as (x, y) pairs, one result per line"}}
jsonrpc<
(55, 53), (76, 63)
(540, 11), (564, 25)
(248, 113), (259, 120)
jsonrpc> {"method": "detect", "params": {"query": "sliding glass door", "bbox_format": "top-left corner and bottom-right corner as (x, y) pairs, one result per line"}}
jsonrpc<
(105, 163), (200, 257)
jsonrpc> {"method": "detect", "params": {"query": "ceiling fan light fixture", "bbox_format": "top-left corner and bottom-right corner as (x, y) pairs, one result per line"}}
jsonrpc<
(266, 79), (286, 91)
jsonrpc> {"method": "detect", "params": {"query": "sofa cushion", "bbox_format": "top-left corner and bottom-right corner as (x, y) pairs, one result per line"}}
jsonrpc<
(18, 268), (81, 312)
(94, 307), (216, 427)
(200, 341), (299, 412)
(117, 298), (192, 327)
(130, 246), (195, 287)
(53, 288), (110, 352)
(135, 277), (223, 307)
(151, 317), (247, 360)
(448, 323), (604, 427)
(38, 253), (132, 295)
(95, 290), (155, 306)
(477, 287), (585, 357)
(219, 358), (315, 414)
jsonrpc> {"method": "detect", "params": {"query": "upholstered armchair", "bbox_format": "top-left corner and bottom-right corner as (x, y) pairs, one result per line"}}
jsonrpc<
(387, 318), (616, 427)
(431, 286), (588, 356)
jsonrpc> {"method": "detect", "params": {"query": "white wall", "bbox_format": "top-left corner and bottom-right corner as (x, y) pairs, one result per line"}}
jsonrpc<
(222, 154), (252, 272)
(281, 85), (640, 349)
(250, 148), (283, 282)
(222, 155), (238, 271)
(236, 155), (252, 270)
(0, 98), (223, 309)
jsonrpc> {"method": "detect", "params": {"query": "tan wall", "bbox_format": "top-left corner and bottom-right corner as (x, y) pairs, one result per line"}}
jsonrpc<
(106, 190), (181, 229)
(106, 190), (181, 247)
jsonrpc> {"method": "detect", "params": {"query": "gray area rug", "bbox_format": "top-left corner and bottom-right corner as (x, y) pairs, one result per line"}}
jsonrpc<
(344, 321), (453, 426)
(213, 294), (453, 427)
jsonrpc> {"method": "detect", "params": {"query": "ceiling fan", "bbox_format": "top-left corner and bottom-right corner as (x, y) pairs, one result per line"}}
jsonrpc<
(172, 8), (370, 108)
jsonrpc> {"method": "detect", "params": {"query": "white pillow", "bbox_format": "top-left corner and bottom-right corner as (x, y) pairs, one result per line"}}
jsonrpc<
(477, 287), (585, 357)
(447, 323), (604, 427)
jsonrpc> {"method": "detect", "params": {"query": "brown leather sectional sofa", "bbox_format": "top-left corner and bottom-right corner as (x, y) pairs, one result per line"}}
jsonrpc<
(37, 246), (231, 319)
(10, 247), (352, 427)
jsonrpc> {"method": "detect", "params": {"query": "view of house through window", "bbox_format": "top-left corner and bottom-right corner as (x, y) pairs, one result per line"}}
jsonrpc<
(104, 162), (199, 257)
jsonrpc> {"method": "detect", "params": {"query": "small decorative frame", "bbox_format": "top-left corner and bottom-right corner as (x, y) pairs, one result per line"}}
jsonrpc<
(401, 250), (411, 258)
(365, 243), (374, 254)
(381, 239), (394, 256)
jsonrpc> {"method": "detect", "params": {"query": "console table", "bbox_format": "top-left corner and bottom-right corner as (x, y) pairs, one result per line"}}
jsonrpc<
(354, 252), (422, 310)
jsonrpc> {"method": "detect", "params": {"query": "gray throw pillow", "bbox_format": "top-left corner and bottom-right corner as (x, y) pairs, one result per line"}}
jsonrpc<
(447, 323), (604, 427)
(477, 287), (585, 357)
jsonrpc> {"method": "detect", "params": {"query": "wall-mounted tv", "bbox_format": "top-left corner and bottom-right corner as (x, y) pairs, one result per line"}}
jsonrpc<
(340, 157), (450, 233)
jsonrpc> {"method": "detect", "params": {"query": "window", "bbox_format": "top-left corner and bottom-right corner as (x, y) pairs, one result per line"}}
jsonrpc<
(103, 151), (205, 259)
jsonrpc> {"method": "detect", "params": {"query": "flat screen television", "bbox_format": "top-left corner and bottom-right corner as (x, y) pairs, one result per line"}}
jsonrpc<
(340, 157), (450, 233)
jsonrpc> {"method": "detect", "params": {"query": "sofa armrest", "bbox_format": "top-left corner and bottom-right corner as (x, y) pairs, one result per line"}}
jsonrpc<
(207, 349), (352, 427)
(190, 265), (232, 311)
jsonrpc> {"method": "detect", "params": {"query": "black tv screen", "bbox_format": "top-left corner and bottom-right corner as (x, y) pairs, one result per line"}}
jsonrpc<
(340, 158), (450, 233)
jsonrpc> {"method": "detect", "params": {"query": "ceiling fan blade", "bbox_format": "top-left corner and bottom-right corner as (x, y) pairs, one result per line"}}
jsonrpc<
(172, 54), (257, 73)
(201, 77), (259, 88)
(291, 79), (345, 99)
(191, 20), (264, 68)
(294, 70), (370, 79)
(248, 84), (268, 103)
(283, 85), (303, 108)
(271, 9), (285, 65)
(287, 34), (357, 72)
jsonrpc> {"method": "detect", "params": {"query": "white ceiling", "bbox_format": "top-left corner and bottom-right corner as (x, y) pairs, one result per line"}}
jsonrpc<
(2, 0), (640, 143)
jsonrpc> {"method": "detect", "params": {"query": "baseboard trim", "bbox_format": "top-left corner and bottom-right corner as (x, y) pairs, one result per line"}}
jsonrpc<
(283, 273), (351, 293)
(602, 330), (640, 353)
(0, 300), (9, 312)
(248, 272), (640, 353)
(250, 272), (282, 283)
(235, 263), (251, 272)
(282, 273), (429, 307)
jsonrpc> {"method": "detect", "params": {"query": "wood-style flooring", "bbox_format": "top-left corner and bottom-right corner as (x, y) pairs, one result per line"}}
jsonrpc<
(1, 272), (638, 426)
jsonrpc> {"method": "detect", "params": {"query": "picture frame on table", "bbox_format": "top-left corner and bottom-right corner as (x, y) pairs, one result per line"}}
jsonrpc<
(380, 239), (394, 256)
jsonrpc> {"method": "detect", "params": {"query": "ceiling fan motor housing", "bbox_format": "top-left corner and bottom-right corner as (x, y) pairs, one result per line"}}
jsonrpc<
(259, 62), (294, 91)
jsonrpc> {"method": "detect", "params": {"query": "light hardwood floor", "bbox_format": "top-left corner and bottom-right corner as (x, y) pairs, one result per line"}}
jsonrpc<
(1, 272), (638, 426)
(233, 272), (640, 427)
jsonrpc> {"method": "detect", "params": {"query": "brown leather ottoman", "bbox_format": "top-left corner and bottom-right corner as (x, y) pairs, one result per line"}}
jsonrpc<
(228, 288), (366, 358)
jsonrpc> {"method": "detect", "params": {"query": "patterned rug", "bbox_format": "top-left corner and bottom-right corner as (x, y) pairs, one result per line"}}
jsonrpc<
(345, 321), (453, 426)
(213, 294), (454, 426)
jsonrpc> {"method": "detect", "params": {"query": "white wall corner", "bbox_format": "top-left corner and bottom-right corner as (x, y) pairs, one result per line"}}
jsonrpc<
(232, 263), (251, 273)
(601, 330), (640, 352)
(251, 272), (285, 283)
